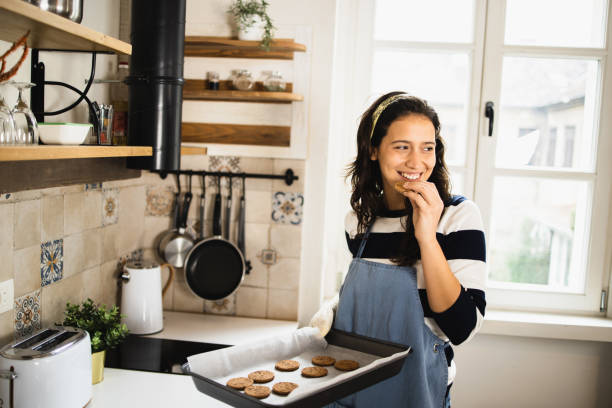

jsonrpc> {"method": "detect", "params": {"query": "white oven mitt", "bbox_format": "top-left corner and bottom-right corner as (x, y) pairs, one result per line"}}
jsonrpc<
(308, 293), (339, 337)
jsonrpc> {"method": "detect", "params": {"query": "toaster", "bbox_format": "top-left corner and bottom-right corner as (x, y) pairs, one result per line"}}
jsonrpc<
(0, 326), (92, 408)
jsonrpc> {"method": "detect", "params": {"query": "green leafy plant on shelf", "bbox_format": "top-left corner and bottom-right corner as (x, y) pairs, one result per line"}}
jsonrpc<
(62, 298), (128, 353)
(228, 0), (275, 50)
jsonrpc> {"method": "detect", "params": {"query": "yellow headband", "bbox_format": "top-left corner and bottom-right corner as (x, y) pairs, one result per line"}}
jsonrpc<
(369, 94), (408, 141)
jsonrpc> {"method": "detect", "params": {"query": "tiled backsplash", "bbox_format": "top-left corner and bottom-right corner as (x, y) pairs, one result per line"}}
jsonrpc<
(0, 155), (304, 346)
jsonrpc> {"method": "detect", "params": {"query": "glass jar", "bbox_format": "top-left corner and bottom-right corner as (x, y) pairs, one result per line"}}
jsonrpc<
(263, 71), (286, 92)
(232, 69), (254, 91)
(228, 69), (240, 86)
(207, 71), (219, 90)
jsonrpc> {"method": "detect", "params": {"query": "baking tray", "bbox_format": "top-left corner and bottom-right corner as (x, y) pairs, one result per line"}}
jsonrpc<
(183, 328), (411, 408)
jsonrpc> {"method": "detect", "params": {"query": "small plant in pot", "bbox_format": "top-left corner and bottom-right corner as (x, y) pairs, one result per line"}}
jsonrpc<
(62, 298), (128, 384)
(228, 0), (275, 50)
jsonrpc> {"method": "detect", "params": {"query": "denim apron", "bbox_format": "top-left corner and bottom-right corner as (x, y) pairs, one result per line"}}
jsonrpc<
(325, 226), (449, 408)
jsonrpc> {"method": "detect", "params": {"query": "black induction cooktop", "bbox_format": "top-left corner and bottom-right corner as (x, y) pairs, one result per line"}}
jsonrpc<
(105, 335), (230, 375)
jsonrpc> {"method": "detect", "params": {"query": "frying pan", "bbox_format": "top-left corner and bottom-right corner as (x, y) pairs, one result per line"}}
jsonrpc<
(183, 176), (245, 300)
(157, 174), (194, 268)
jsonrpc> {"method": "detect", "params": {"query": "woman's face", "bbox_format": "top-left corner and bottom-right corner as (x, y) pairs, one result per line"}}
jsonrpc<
(370, 114), (437, 210)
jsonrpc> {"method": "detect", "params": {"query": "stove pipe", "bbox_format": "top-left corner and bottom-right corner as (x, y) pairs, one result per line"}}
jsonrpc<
(127, 0), (186, 172)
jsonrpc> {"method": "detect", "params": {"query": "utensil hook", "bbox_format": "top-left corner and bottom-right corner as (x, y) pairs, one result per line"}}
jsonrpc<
(174, 173), (181, 194)
(227, 174), (233, 199)
(199, 173), (206, 239)
(200, 172), (206, 196)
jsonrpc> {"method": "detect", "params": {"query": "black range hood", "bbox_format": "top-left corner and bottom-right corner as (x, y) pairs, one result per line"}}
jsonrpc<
(127, 0), (186, 172)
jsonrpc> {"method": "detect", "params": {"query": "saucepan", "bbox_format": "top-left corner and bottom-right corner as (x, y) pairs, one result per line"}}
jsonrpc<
(28, 0), (84, 23)
(157, 174), (194, 268)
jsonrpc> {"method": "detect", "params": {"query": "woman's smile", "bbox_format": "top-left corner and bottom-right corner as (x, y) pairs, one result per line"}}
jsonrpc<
(398, 171), (424, 181)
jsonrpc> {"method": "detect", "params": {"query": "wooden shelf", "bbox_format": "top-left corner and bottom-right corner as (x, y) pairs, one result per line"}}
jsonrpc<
(183, 79), (302, 103)
(0, 145), (152, 162)
(181, 146), (207, 155)
(0, 0), (131, 54)
(184, 36), (305, 60)
(182, 123), (290, 147)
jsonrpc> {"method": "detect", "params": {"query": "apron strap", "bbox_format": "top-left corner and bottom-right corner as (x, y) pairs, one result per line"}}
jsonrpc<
(356, 224), (374, 259)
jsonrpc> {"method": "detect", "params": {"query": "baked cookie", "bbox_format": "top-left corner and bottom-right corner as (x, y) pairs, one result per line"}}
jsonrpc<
(311, 355), (336, 366)
(334, 359), (360, 371)
(275, 359), (300, 372)
(301, 366), (328, 378)
(244, 385), (271, 399)
(272, 382), (299, 396)
(394, 181), (409, 194)
(248, 370), (275, 383)
(226, 377), (253, 390)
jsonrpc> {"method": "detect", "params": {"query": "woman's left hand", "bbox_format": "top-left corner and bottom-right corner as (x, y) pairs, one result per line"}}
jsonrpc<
(399, 181), (444, 243)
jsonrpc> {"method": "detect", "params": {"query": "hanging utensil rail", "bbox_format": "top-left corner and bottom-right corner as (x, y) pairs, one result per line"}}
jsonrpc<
(155, 168), (298, 186)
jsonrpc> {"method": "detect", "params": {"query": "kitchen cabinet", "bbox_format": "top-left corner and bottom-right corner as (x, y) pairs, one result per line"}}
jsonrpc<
(182, 36), (306, 147)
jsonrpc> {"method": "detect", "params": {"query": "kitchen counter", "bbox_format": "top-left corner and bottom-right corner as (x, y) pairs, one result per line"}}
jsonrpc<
(92, 312), (298, 407)
(146, 311), (299, 344)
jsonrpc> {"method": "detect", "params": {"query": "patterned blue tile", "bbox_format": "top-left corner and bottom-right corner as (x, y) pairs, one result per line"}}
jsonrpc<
(272, 192), (304, 225)
(41, 239), (63, 286)
(15, 289), (41, 338)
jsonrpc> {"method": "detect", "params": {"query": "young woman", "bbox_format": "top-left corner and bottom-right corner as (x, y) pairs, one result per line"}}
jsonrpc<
(312, 92), (487, 408)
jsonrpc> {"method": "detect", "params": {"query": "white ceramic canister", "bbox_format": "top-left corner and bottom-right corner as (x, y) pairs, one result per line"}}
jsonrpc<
(237, 14), (266, 41)
(120, 261), (174, 335)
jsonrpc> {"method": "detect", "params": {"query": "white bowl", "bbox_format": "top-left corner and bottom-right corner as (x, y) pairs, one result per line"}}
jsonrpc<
(38, 122), (93, 145)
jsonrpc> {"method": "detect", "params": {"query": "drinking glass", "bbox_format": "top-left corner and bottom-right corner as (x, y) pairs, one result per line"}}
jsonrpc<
(11, 82), (39, 144)
(0, 82), (16, 144)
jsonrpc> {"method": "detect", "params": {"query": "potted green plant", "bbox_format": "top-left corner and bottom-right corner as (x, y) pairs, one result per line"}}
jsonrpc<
(228, 0), (275, 50)
(62, 298), (129, 384)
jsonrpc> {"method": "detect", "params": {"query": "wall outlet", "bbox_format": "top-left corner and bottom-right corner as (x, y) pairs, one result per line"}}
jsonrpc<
(0, 279), (14, 314)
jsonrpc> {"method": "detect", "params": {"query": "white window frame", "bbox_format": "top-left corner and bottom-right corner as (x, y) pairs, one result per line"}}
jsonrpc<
(324, 0), (612, 315)
(475, 0), (612, 313)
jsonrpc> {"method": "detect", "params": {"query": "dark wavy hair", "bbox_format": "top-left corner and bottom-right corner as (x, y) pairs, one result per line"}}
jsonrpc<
(347, 91), (452, 266)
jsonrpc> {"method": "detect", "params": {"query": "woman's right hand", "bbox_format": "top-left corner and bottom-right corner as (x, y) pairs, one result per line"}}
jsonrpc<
(308, 293), (339, 337)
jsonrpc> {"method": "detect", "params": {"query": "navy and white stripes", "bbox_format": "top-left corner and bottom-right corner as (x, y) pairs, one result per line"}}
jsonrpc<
(344, 195), (487, 384)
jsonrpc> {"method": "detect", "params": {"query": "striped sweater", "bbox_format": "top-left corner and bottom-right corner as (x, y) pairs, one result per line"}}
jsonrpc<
(344, 195), (487, 384)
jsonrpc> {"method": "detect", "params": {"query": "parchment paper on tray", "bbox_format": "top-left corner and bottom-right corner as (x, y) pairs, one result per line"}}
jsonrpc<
(187, 327), (409, 406)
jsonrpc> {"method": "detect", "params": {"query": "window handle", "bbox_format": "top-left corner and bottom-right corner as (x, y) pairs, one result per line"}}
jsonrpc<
(485, 101), (494, 137)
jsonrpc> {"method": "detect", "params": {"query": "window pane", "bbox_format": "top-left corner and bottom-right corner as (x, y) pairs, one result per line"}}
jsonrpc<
(374, 0), (475, 43)
(495, 57), (600, 171)
(505, 0), (607, 48)
(488, 177), (590, 292)
(371, 51), (470, 166)
(449, 170), (465, 197)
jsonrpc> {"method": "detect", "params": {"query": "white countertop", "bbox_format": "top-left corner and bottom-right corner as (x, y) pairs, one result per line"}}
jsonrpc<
(91, 312), (298, 407)
(147, 311), (299, 344)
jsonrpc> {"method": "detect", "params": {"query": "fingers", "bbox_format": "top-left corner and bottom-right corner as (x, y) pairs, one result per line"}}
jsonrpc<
(405, 189), (427, 209)
(399, 181), (439, 205)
